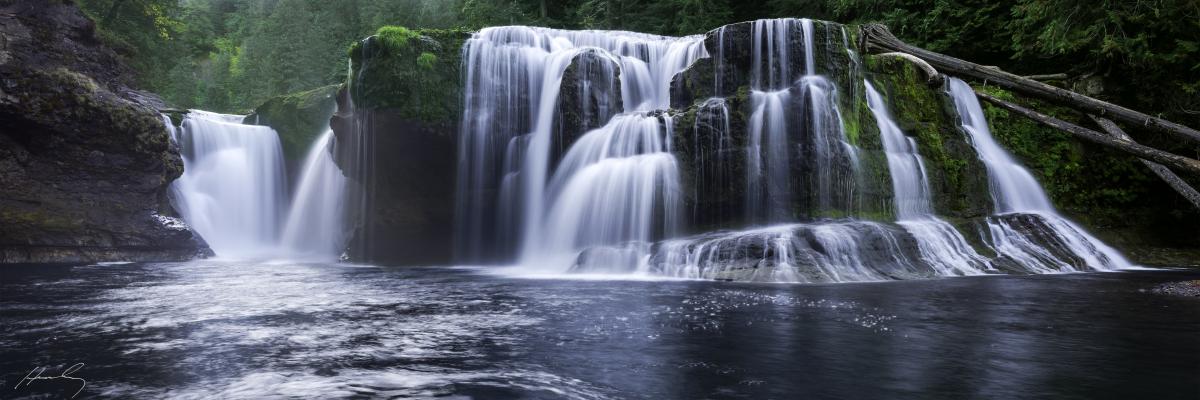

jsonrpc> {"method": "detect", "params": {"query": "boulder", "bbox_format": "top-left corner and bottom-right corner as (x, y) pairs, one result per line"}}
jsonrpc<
(0, 0), (206, 263)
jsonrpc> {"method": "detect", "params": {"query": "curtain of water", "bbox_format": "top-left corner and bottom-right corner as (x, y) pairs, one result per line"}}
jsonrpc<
(455, 26), (706, 267)
(946, 77), (1130, 271)
(864, 80), (989, 275)
(169, 112), (349, 260)
(170, 111), (287, 258)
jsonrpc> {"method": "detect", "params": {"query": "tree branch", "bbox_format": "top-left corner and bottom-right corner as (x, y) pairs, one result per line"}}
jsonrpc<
(862, 23), (1200, 147)
(1089, 115), (1200, 210)
(974, 90), (1200, 177)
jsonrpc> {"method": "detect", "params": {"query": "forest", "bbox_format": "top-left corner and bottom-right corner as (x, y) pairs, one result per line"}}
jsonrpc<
(78, 0), (1200, 133)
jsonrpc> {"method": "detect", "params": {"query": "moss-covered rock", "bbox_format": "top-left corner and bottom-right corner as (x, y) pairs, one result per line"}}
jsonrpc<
(334, 26), (470, 266)
(0, 0), (205, 263)
(347, 26), (470, 124)
(863, 55), (994, 220)
(245, 84), (340, 165)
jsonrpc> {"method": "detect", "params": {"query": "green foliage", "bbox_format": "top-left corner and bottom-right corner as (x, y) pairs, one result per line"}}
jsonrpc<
(864, 55), (992, 219)
(350, 27), (470, 124)
(416, 52), (438, 70)
(81, 0), (1197, 136)
(976, 85), (1153, 226)
(376, 26), (420, 50)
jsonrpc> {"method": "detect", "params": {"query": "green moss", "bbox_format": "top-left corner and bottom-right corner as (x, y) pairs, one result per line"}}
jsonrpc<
(375, 26), (420, 51)
(975, 85), (1152, 227)
(347, 27), (471, 125)
(416, 52), (437, 70)
(1, 210), (83, 231)
(864, 54), (992, 219)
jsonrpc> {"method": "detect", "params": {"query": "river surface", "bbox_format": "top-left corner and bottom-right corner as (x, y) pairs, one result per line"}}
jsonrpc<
(1, 262), (1198, 399)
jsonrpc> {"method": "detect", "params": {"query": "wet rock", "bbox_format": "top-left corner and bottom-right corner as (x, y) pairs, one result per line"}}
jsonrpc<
(554, 49), (623, 167)
(333, 28), (470, 265)
(0, 0), (205, 263)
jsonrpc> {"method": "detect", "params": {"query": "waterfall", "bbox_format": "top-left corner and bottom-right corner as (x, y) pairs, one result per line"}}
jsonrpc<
(864, 80), (989, 275)
(535, 113), (681, 272)
(168, 112), (349, 260)
(746, 89), (792, 222)
(743, 18), (861, 222)
(279, 130), (350, 261)
(444, 20), (1130, 281)
(455, 26), (705, 266)
(946, 77), (1130, 271)
(170, 111), (287, 259)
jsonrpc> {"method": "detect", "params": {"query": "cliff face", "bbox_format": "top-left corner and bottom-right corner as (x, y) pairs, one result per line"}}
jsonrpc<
(0, 0), (205, 263)
(332, 28), (469, 265)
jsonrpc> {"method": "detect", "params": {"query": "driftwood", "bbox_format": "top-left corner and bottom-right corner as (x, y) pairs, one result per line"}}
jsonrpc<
(874, 52), (942, 84)
(974, 91), (1200, 177)
(1090, 116), (1200, 210)
(862, 24), (1200, 146)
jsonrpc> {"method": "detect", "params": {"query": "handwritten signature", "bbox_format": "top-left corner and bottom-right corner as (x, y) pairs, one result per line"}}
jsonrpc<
(13, 363), (87, 399)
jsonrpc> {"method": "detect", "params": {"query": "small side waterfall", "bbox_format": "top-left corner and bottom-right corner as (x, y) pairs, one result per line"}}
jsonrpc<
(171, 111), (287, 258)
(864, 80), (989, 275)
(946, 77), (1130, 271)
(280, 130), (350, 261)
(169, 112), (349, 260)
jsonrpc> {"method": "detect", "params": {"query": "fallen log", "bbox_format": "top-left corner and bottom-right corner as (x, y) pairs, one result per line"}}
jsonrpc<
(1090, 116), (1200, 211)
(861, 24), (1200, 146)
(1024, 73), (1068, 81)
(974, 91), (1200, 177)
(874, 52), (942, 84)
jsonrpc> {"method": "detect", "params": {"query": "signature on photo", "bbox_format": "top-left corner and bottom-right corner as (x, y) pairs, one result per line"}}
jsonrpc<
(13, 363), (87, 399)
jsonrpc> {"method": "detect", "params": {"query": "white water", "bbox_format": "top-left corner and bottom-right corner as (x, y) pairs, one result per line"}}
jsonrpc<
(532, 114), (681, 271)
(743, 19), (861, 221)
(946, 77), (1130, 271)
(651, 221), (928, 283)
(455, 26), (706, 267)
(746, 89), (792, 222)
(864, 80), (989, 275)
(169, 112), (348, 260)
(171, 111), (287, 258)
(280, 130), (350, 261)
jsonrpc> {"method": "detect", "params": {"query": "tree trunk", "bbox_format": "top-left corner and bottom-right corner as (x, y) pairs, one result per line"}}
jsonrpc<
(1090, 116), (1200, 211)
(1024, 73), (1068, 81)
(974, 91), (1200, 177)
(861, 24), (1200, 147)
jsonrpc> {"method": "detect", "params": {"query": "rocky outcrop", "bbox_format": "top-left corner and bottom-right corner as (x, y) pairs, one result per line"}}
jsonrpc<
(331, 28), (469, 265)
(245, 84), (340, 183)
(553, 49), (623, 166)
(0, 0), (205, 263)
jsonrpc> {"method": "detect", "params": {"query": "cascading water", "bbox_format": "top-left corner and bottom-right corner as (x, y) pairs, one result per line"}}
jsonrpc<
(455, 26), (706, 266)
(448, 19), (1130, 281)
(543, 114), (681, 272)
(279, 130), (350, 261)
(169, 112), (349, 260)
(171, 111), (287, 258)
(946, 77), (1130, 271)
(864, 80), (989, 275)
(742, 19), (861, 222)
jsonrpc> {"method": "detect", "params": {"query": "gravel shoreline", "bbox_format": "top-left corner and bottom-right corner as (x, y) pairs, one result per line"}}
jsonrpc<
(1151, 280), (1200, 297)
